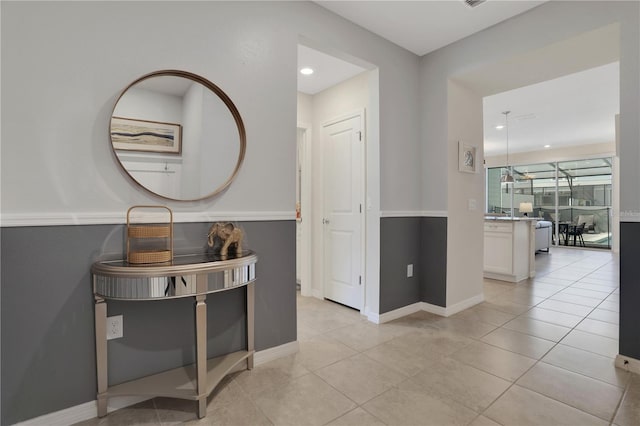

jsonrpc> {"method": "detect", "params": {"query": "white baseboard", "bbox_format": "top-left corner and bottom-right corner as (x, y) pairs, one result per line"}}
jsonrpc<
(368, 294), (484, 325)
(421, 301), (448, 316)
(365, 306), (380, 323)
(366, 312), (380, 323)
(253, 341), (299, 366)
(615, 354), (640, 374)
(483, 271), (529, 283)
(421, 294), (484, 317)
(15, 341), (300, 426)
(442, 294), (485, 317)
(375, 302), (422, 324)
(14, 395), (152, 426)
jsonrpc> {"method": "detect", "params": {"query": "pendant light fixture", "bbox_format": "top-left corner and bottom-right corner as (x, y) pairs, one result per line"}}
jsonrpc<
(500, 110), (514, 184)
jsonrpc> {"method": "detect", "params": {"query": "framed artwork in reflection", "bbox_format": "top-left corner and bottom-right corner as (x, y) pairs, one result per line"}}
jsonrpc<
(111, 117), (182, 154)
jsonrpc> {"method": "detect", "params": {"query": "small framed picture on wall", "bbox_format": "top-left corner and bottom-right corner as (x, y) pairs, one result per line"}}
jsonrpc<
(458, 141), (477, 173)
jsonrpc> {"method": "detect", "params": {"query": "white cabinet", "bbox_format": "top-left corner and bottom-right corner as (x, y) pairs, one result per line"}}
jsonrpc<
(484, 219), (535, 283)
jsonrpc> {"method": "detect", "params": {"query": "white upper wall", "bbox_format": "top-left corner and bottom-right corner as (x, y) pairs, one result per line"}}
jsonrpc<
(297, 92), (313, 126)
(1, 1), (421, 221)
(446, 81), (484, 306)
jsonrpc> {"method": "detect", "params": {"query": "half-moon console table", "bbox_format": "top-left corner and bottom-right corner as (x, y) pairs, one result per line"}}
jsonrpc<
(91, 251), (257, 419)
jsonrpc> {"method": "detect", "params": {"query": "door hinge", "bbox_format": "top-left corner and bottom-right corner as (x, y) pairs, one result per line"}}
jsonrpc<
(359, 275), (362, 285)
(357, 131), (362, 141)
(359, 204), (362, 213)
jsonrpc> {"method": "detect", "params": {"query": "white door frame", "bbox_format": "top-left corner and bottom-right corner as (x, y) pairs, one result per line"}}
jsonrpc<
(294, 58), (380, 322)
(297, 123), (313, 297)
(318, 109), (366, 313)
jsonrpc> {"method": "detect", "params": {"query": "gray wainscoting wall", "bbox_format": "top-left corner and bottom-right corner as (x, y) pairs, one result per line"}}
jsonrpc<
(379, 216), (447, 314)
(0, 220), (295, 425)
(420, 217), (447, 308)
(380, 217), (421, 313)
(619, 222), (639, 360)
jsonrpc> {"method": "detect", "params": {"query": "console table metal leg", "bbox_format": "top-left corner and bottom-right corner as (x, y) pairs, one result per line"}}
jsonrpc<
(195, 274), (208, 418)
(94, 295), (108, 417)
(247, 282), (255, 370)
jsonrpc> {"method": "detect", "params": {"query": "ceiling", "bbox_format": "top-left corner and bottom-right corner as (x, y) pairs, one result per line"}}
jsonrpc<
(297, 45), (367, 95)
(314, 0), (546, 56)
(300, 0), (545, 94)
(483, 61), (620, 156)
(298, 1), (619, 156)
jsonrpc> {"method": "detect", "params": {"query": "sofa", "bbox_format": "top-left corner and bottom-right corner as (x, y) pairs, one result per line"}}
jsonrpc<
(535, 220), (552, 252)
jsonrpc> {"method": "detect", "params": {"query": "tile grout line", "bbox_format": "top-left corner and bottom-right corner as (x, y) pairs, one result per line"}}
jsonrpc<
(610, 374), (633, 426)
(311, 351), (405, 426)
(307, 249), (621, 425)
(478, 253), (623, 423)
(468, 251), (621, 423)
(470, 253), (621, 422)
(151, 398), (163, 426)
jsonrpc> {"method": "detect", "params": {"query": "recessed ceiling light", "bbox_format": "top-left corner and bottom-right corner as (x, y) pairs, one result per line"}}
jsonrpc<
(544, 144), (551, 148)
(300, 67), (314, 75)
(495, 125), (504, 130)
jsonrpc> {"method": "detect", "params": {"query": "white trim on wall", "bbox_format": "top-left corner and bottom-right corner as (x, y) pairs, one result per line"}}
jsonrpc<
(368, 302), (422, 324)
(297, 122), (313, 298)
(0, 211), (296, 227)
(380, 210), (448, 218)
(616, 354), (640, 375)
(370, 294), (484, 324)
(14, 396), (153, 426)
(253, 341), (299, 365)
(620, 217), (640, 223)
(420, 302), (448, 317)
(421, 297), (487, 318)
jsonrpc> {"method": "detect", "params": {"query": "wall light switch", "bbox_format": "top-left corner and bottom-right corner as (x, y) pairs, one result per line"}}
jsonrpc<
(468, 198), (477, 211)
(407, 264), (413, 278)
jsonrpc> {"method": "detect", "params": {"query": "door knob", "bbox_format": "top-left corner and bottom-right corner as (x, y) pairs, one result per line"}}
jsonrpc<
(323, 218), (330, 224)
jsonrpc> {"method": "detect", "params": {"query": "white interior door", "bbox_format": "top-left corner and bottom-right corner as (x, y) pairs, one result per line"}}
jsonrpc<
(322, 114), (363, 310)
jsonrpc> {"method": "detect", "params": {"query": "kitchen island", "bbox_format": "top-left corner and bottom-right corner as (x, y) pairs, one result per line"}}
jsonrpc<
(484, 217), (536, 283)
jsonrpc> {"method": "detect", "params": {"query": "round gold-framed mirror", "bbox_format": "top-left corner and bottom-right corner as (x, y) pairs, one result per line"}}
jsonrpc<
(110, 70), (246, 201)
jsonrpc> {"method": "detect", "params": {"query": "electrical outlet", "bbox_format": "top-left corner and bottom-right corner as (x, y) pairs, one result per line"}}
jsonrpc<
(106, 315), (123, 340)
(407, 264), (413, 278)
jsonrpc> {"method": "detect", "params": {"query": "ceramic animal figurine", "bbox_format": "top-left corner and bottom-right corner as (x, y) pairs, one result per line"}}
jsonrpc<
(207, 222), (243, 256)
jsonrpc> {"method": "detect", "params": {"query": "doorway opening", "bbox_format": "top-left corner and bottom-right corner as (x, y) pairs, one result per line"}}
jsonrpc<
(448, 23), (620, 318)
(296, 41), (379, 320)
(321, 111), (365, 310)
(482, 59), (619, 256)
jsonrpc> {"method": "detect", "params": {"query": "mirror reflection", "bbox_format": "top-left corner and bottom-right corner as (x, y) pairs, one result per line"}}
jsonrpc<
(110, 71), (245, 201)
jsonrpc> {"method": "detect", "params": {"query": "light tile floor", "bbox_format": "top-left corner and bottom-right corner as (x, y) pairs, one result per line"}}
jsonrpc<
(77, 247), (640, 426)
